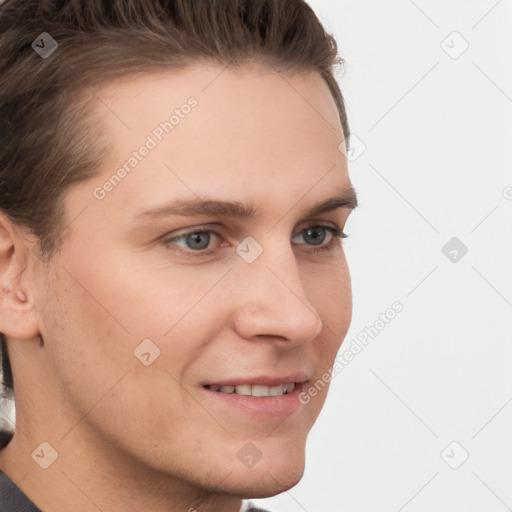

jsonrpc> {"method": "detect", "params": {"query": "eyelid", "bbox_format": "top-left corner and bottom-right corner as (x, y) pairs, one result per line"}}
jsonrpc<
(162, 220), (346, 242)
(161, 221), (348, 257)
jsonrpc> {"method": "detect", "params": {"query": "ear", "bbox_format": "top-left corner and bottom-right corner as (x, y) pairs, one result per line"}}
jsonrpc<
(0, 211), (40, 339)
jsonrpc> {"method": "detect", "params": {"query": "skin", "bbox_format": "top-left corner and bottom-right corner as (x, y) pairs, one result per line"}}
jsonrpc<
(0, 62), (356, 512)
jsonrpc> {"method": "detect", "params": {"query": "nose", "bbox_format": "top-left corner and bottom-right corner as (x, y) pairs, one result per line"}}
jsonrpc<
(230, 240), (324, 348)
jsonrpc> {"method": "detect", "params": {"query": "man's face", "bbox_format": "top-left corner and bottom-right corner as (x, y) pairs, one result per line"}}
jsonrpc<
(27, 63), (355, 497)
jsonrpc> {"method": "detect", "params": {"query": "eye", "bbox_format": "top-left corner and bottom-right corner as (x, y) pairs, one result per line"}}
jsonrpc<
(161, 224), (347, 257)
(292, 225), (347, 254)
(161, 228), (221, 256)
(169, 231), (214, 251)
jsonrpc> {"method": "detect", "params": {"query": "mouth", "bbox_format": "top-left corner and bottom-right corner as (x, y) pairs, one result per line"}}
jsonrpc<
(200, 374), (310, 419)
(204, 382), (297, 397)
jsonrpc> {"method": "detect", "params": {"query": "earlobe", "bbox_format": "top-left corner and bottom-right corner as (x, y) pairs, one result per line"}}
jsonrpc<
(0, 212), (40, 340)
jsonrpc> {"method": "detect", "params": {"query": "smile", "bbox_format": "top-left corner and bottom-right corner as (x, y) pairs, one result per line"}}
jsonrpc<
(204, 383), (295, 397)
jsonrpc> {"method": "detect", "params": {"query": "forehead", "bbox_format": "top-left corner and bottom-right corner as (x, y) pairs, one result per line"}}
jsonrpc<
(96, 61), (342, 128)
(80, 63), (350, 220)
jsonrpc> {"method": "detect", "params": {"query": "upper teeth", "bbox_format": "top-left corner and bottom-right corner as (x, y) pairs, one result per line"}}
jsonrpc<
(207, 383), (295, 396)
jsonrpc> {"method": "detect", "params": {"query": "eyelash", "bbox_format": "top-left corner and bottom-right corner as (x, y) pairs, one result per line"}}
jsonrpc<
(161, 224), (348, 258)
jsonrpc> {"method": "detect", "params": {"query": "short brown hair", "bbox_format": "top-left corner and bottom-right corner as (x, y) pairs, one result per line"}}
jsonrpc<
(0, 0), (349, 411)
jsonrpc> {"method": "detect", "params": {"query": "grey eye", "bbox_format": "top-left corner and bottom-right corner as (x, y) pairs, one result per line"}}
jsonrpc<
(301, 226), (327, 246)
(182, 232), (211, 250)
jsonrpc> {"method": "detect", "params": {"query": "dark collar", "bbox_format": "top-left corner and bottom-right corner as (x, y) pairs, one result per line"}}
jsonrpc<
(0, 472), (42, 512)
(0, 471), (275, 512)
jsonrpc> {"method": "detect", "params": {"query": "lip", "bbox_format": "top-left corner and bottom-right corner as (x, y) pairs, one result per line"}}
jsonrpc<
(200, 373), (311, 420)
(202, 372), (311, 388)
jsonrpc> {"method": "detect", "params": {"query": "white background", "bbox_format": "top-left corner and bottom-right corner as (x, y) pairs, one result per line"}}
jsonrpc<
(254, 1), (512, 511)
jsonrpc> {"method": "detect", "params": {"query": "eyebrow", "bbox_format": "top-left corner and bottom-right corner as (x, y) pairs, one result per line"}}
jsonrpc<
(134, 186), (358, 221)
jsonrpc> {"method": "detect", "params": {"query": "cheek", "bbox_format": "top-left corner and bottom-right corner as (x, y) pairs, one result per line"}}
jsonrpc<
(300, 258), (351, 410)
(37, 270), (134, 402)
(37, 266), (197, 446)
(303, 255), (352, 346)
(38, 253), (220, 405)
(64, 247), (226, 342)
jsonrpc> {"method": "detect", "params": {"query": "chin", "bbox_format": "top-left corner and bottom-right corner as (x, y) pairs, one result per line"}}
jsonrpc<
(243, 469), (304, 499)
(226, 469), (305, 500)
(224, 449), (306, 499)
